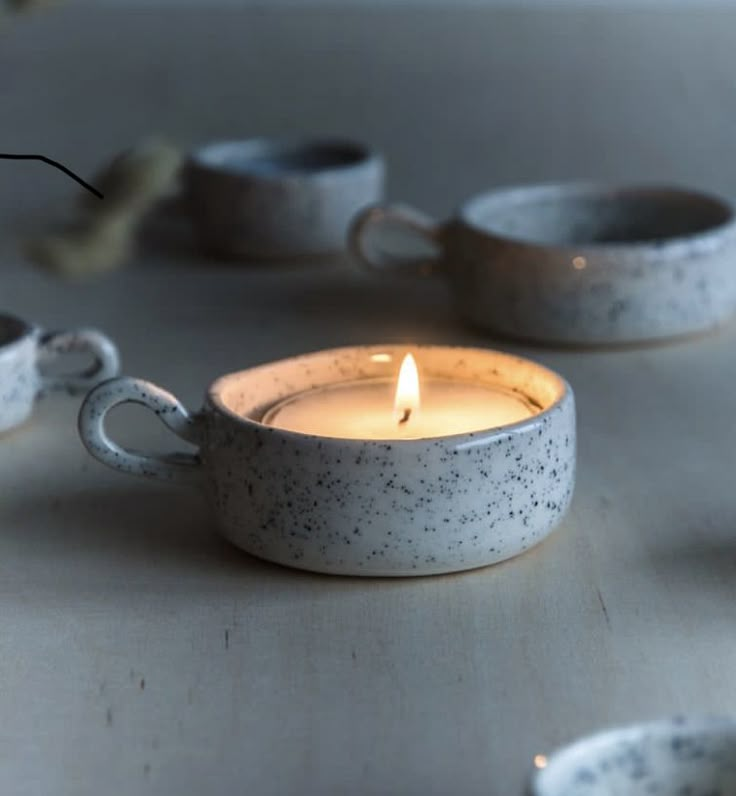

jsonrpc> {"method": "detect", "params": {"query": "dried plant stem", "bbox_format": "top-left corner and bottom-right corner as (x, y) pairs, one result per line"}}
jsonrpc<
(26, 138), (183, 279)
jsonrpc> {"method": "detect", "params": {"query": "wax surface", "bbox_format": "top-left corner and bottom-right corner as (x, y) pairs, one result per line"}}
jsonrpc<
(261, 378), (537, 440)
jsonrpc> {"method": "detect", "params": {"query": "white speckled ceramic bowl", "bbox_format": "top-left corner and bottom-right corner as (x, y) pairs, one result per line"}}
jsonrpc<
(78, 345), (576, 576)
(0, 313), (120, 434)
(185, 137), (385, 259)
(530, 717), (736, 796)
(350, 184), (736, 344)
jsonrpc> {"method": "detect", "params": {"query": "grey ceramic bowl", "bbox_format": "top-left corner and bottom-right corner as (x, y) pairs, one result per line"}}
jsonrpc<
(350, 183), (736, 344)
(185, 137), (385, 259)
(530, 717), (736, 796)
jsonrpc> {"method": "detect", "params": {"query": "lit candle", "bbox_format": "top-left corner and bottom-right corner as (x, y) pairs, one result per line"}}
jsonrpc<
(262, 352), (536, 440)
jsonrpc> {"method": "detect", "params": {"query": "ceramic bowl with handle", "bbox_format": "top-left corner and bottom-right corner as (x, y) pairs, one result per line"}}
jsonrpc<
(350, 183), (736, 345)
(0, 312), (120, 434)
(78, 344), (576, 577)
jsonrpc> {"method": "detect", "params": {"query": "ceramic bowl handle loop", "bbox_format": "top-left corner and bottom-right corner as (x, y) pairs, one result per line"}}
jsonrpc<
(78, 377), (203, 486)
(349, 203), (444, 276)
(38, 328), (120, 394)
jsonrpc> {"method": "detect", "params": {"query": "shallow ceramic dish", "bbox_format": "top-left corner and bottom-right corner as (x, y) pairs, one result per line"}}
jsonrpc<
(530, 717), (736, 796)
(350, 183), (736, 344)
(0, 312), (119, 434)
(185, 136), (385, 259)
(78, 345), (575, 576)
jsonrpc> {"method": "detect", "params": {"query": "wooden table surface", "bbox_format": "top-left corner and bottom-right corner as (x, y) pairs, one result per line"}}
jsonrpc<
(3, 6), (736, 795)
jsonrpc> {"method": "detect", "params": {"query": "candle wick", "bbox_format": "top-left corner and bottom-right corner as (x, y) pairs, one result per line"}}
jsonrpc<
(398, 407), (411, 425)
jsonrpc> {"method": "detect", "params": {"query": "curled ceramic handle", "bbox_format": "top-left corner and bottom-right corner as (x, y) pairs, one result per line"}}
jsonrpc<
(348, 203), (444, 276)
(78, 377), (203, 486)
(37, 328), (120, 394)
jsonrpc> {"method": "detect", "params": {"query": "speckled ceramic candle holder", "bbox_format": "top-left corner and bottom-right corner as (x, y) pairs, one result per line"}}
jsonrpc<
(530, 717), (736, 796)
(0, 313), (120, 434)
(78, 345), (575, 577)
(185, 137), (385, 259)
(350, 183), (736, 345)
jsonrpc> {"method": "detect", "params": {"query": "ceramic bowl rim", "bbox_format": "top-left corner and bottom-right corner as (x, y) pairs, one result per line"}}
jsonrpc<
(0, 313), (34, 355)
(206, 343), (573, 446)
(187, 136), (384, 182)
(531, 716), (736, 796)
(458, 182), (736, 254)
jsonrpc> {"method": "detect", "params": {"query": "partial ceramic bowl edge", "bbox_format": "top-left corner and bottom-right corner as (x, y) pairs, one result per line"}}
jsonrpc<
(530, 716), (736, 796)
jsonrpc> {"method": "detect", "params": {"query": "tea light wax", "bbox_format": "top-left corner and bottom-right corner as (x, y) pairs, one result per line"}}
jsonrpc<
(262, 353), (535, 440)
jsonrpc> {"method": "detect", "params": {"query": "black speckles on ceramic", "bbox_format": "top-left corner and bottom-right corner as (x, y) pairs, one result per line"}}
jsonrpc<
(351, 184), (736, 345)
(78, 345), (576, 577)
(0, 313), (120, 434)
(531, 717), (736, 796)
(79, 377), (202, 483)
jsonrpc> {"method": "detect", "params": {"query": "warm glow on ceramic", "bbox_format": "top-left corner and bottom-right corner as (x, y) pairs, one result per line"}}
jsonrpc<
(262, 351), (536, 440)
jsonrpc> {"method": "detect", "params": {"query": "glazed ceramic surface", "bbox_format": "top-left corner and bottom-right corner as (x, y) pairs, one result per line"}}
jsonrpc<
(0, 313), (120, 434)
(78, 345), (576, 576)
(185, 137), (385, 259)
(350, 184), (736, 344)
(531, 717), (736, 796)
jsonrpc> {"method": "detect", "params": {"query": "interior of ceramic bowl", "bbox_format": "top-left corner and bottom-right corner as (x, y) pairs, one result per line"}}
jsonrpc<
(191, 138), (372, 177)
(462, 185), (734, 247)
(534, 720), (736, 796)
(0, 314), (30, 350)
(209, 344), (566, 436)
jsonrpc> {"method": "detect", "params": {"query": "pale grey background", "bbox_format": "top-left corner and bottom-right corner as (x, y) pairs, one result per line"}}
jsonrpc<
(5, 3), (736, 233)
(70, 0), (736, 6)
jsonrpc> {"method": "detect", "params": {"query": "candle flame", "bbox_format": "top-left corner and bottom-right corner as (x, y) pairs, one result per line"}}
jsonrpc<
(394, 353), (420, 423)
